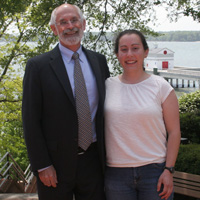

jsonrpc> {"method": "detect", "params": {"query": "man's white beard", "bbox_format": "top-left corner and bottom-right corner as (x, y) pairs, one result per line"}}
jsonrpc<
(64, 35), (82, 45)
(59, 27), (84, 46)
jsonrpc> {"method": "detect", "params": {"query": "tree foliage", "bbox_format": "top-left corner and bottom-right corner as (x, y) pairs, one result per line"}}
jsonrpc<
(0, 0), (199, 168)
(0, 76), (28, 170)
(163, 0), (200, 22)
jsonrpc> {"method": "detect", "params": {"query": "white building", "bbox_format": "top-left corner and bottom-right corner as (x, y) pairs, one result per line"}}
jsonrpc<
(145, 48), (174, 70)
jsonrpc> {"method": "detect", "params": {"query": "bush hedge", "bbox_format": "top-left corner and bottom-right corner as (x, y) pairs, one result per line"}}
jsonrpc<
(175, 90), (200, 177)
(179, 112), (200, 144)
(179, 90), (200, 113)
(178, 90), (200, 144)
(175, 144), (200, 175)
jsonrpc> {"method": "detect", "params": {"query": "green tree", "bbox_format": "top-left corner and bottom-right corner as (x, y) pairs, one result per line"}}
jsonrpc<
(0, 76), (28, 169)
(164, 0), (200, 22)
(0, 0), (56, 169)
(0, 0), (199, 168)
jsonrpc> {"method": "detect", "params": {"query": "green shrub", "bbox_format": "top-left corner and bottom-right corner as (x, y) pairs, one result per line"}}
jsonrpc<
(175, 144), (200, 175)
(179, 90), (200, 113)
(180, 112), (200, 144)
(178, 90), (200, 144)
(175, 91), (200, 200)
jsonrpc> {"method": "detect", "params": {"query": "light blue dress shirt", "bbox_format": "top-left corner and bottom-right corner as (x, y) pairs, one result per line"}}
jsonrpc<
(59, 43), (99, 142)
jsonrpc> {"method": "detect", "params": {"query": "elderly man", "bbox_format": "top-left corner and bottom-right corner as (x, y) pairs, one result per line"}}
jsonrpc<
(22, 3), (110, 200)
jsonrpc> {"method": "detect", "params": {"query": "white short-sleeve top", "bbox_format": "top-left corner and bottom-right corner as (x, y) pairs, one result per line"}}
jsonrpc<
(104, 74), (174, 167)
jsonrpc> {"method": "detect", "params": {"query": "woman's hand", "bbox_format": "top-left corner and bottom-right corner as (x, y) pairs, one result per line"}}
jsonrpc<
(157, 170), (173, 200)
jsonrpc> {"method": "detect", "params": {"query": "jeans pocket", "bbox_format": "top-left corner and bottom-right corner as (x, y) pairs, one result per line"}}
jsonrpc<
(151, 162), (165, 170)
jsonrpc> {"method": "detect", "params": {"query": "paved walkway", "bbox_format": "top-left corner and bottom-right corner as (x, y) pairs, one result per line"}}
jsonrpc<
(0, 194), (38, 200)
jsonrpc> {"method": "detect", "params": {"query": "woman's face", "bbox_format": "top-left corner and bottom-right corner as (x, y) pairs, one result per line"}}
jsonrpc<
(116, 33), (149, 72)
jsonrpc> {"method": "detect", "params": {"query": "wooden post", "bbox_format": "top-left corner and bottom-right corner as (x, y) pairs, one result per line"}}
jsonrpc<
(176, 79), (178, 88)
(169, 79), (173, 86)
(187, 80), (190, 87)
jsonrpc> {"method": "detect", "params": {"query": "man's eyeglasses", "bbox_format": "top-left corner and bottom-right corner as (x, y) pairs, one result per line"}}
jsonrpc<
(56, 18), (80, 27)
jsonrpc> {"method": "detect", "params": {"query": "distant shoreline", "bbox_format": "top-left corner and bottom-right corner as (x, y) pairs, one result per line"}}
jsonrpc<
(148, 40), (200, 43)
(1, 30), (200, 42)
(147, 31), (200, 42)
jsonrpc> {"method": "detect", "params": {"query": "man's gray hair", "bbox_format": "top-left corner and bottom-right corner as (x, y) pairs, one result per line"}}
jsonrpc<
(49, 4), (85, 26)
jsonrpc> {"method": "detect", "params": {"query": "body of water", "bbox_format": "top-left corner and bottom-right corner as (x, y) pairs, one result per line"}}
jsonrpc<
(1, 41), (200, 95)
(147, 41), (200, 96)
(1, 41), (200, 68)
(147, 41), (200, 68)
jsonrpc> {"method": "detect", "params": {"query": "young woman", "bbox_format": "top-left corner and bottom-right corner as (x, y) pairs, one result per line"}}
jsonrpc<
(104, 29), (181, 200)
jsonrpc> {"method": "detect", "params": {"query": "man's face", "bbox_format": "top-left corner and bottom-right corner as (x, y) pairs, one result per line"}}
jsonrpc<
(51, 5), (86, 51)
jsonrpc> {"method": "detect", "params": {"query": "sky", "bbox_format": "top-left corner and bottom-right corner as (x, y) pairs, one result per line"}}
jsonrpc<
(148, 7), (200, 32)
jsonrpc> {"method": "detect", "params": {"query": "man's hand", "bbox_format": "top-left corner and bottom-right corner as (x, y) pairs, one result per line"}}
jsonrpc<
(157, 170), (173, 200)
(38, 165), (58, 187)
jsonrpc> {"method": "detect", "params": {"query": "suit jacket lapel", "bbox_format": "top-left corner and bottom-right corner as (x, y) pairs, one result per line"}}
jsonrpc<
(50, 45), (75, 106)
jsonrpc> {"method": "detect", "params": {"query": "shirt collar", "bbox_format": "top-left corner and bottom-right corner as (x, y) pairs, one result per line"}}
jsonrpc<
(59, 43), (84, 63)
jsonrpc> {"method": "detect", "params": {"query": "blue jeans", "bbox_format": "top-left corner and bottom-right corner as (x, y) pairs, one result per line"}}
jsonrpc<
(105, 162), (174, 200)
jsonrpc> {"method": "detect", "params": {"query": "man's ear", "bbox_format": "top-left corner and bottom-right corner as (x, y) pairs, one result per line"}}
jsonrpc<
(50, 25), (58, 36)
